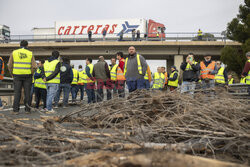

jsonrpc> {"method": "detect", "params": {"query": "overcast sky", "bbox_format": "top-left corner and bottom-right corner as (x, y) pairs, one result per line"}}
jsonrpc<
(0, 0), (244, 35)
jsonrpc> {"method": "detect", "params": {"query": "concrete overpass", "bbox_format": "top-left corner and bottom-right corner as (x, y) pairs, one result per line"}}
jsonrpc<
(0, 41), (241, 72)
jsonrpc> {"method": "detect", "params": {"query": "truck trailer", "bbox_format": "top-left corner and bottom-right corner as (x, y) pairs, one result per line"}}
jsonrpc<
(32, 18), (165, 41)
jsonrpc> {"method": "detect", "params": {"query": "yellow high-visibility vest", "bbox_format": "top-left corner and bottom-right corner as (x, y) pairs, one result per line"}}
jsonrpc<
(12, 48), (33, 75)
(240, 77), (246, 84)
(34, 68), (46, 89)
(124, 54), (142, 76)
(168, 71), (179, 87)
(71, 68), (78, 84)
(198, 30), (202, 36)
(185, 61), (197, 71)
(246, 60), (250, 85)
(110, 64), (118, 81)
(152, 72), (165, 89)
(228, 78), (234, 85)
(78, 70), (87, 84)
(86, 64), (94, 83)
(215, 67), (225, 84)
(44, 59), (60, 84)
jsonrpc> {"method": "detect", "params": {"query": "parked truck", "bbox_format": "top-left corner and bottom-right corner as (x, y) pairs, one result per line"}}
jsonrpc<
(32, 18), (165, 41)
(0, 25), (10, 43)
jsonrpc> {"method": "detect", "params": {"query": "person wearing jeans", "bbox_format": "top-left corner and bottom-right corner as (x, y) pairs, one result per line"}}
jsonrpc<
(54, 57), (73, 108)
(124, 46), (148, 93)
(93, 56), (111, 102)
(180, 53), (200, 95)
(85, 58), (96, 103)
(41, 51), (61, 113)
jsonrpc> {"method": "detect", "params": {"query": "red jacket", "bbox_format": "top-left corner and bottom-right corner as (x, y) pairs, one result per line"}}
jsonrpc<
(119, 58), (125, 72)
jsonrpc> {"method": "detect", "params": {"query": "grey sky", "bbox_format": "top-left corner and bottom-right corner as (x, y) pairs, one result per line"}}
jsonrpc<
(0, 0), (244, 35)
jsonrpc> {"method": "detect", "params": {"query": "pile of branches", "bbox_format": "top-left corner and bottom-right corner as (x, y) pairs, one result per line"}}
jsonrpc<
(0, 90), (249, 166)
(60, 90), (250, 164)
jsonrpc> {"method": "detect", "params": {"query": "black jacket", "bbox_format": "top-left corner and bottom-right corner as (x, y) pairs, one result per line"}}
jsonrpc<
(60, 62), (73, 84)
(180, 62), (200, 82)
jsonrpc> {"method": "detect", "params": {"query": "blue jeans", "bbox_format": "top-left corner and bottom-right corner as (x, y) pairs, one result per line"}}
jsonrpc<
(71, 85), (78, 101)
(46, 83), (59, 110)
(144, 79), (150, 89)
(30, 83), (34, 105)
(85, 83), (96, 103)
(127, 79), (145, 93)
(77, 85), (84, 100)
(181, 81), (196, 95)
(0, 80), (2, 107)
(54, 83), (71, 106)
(202, 79), (215, 98)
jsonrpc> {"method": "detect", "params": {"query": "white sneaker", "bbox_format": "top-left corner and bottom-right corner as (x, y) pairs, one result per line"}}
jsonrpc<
(46, 109), (56, 114)
(54, 105), (58, 109)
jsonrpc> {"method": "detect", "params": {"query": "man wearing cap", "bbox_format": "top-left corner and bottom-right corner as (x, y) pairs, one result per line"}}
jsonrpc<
(200, 54), (218, 95)
(241, 51), (250, 95)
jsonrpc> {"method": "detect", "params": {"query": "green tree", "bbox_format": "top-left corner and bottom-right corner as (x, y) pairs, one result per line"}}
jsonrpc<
(226, 0), (250, 43)
(221, 0), (250, 76)
(221, 46), (246, 76)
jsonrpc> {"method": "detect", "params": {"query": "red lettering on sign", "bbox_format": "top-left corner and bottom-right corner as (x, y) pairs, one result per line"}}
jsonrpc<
(72, 26), (80, 35)
(94, 25), (103, 34)
(64, 26), (72, 35)
(109, 24), (117, 34)
(58, 26), (65, 35)
(101, 24), (109, 34)
(87, 25), (94, 33)
(79, 26), (87, 35)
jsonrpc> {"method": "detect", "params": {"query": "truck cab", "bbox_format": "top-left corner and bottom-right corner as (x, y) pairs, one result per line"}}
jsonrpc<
(147, 19), (165, 39)
(0, 25), (10, 43)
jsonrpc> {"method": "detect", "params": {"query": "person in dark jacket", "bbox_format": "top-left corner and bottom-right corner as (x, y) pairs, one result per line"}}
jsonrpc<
(88, 30), (92, 42)
(102, 28), (107, 41)
(180, 53), (199, 95)
(54, 57), (73, 108)
(41, 51), (61, 113)
(136, 30), (140, 41)
(93, 56), (111, 102)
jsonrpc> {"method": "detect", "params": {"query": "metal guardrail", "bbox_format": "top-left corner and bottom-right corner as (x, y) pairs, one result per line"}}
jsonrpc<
(1, 32), (228, 43)
(228, 83), (249, 97)
(0, 77), (14, 96)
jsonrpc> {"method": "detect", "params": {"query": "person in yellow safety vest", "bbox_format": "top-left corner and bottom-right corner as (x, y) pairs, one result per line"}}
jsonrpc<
(197, 28), (203, 41)
(214, 61), (228, 87)
(7, 40), (37, 114)
(144, 65), (152, 89)
(42, 50), (61, 113)
(116, 52), (126, 98)
(30, 62), (39, 107)
(152, 67), (165, 90)
(160, 67), (168, 90)
(77, 65), (85, 102)
(34, 60), (47, 110)
(168, 66), (179, 91)
(156, 32), (160, 38)
(85, 57), (96, 103)
(109, 57), (119, 98)
(70, 65), (79, 104)
(240, 77), (246, 84)
(228, 75), (234, 85)
(241, 51), (250, 95)
(124, 46), (148, 92)
(0, 56), (4, 110)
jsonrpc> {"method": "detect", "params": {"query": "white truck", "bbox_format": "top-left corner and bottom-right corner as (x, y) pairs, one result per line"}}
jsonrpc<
(32, 18), (165, 41)
(0, 25), (10, 43)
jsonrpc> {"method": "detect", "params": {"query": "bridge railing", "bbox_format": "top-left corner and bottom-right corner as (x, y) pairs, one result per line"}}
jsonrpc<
(2, 32), (229, 43)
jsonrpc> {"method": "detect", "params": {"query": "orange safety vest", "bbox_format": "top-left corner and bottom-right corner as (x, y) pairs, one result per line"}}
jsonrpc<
(200, 61), (216, 79)
(0, 57), (4, 80)
(164, 72), (168, 84)
(116, 58), (126, 81)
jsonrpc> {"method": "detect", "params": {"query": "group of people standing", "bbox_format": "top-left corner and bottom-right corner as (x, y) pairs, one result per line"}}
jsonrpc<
(0, 40), (249, 114)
